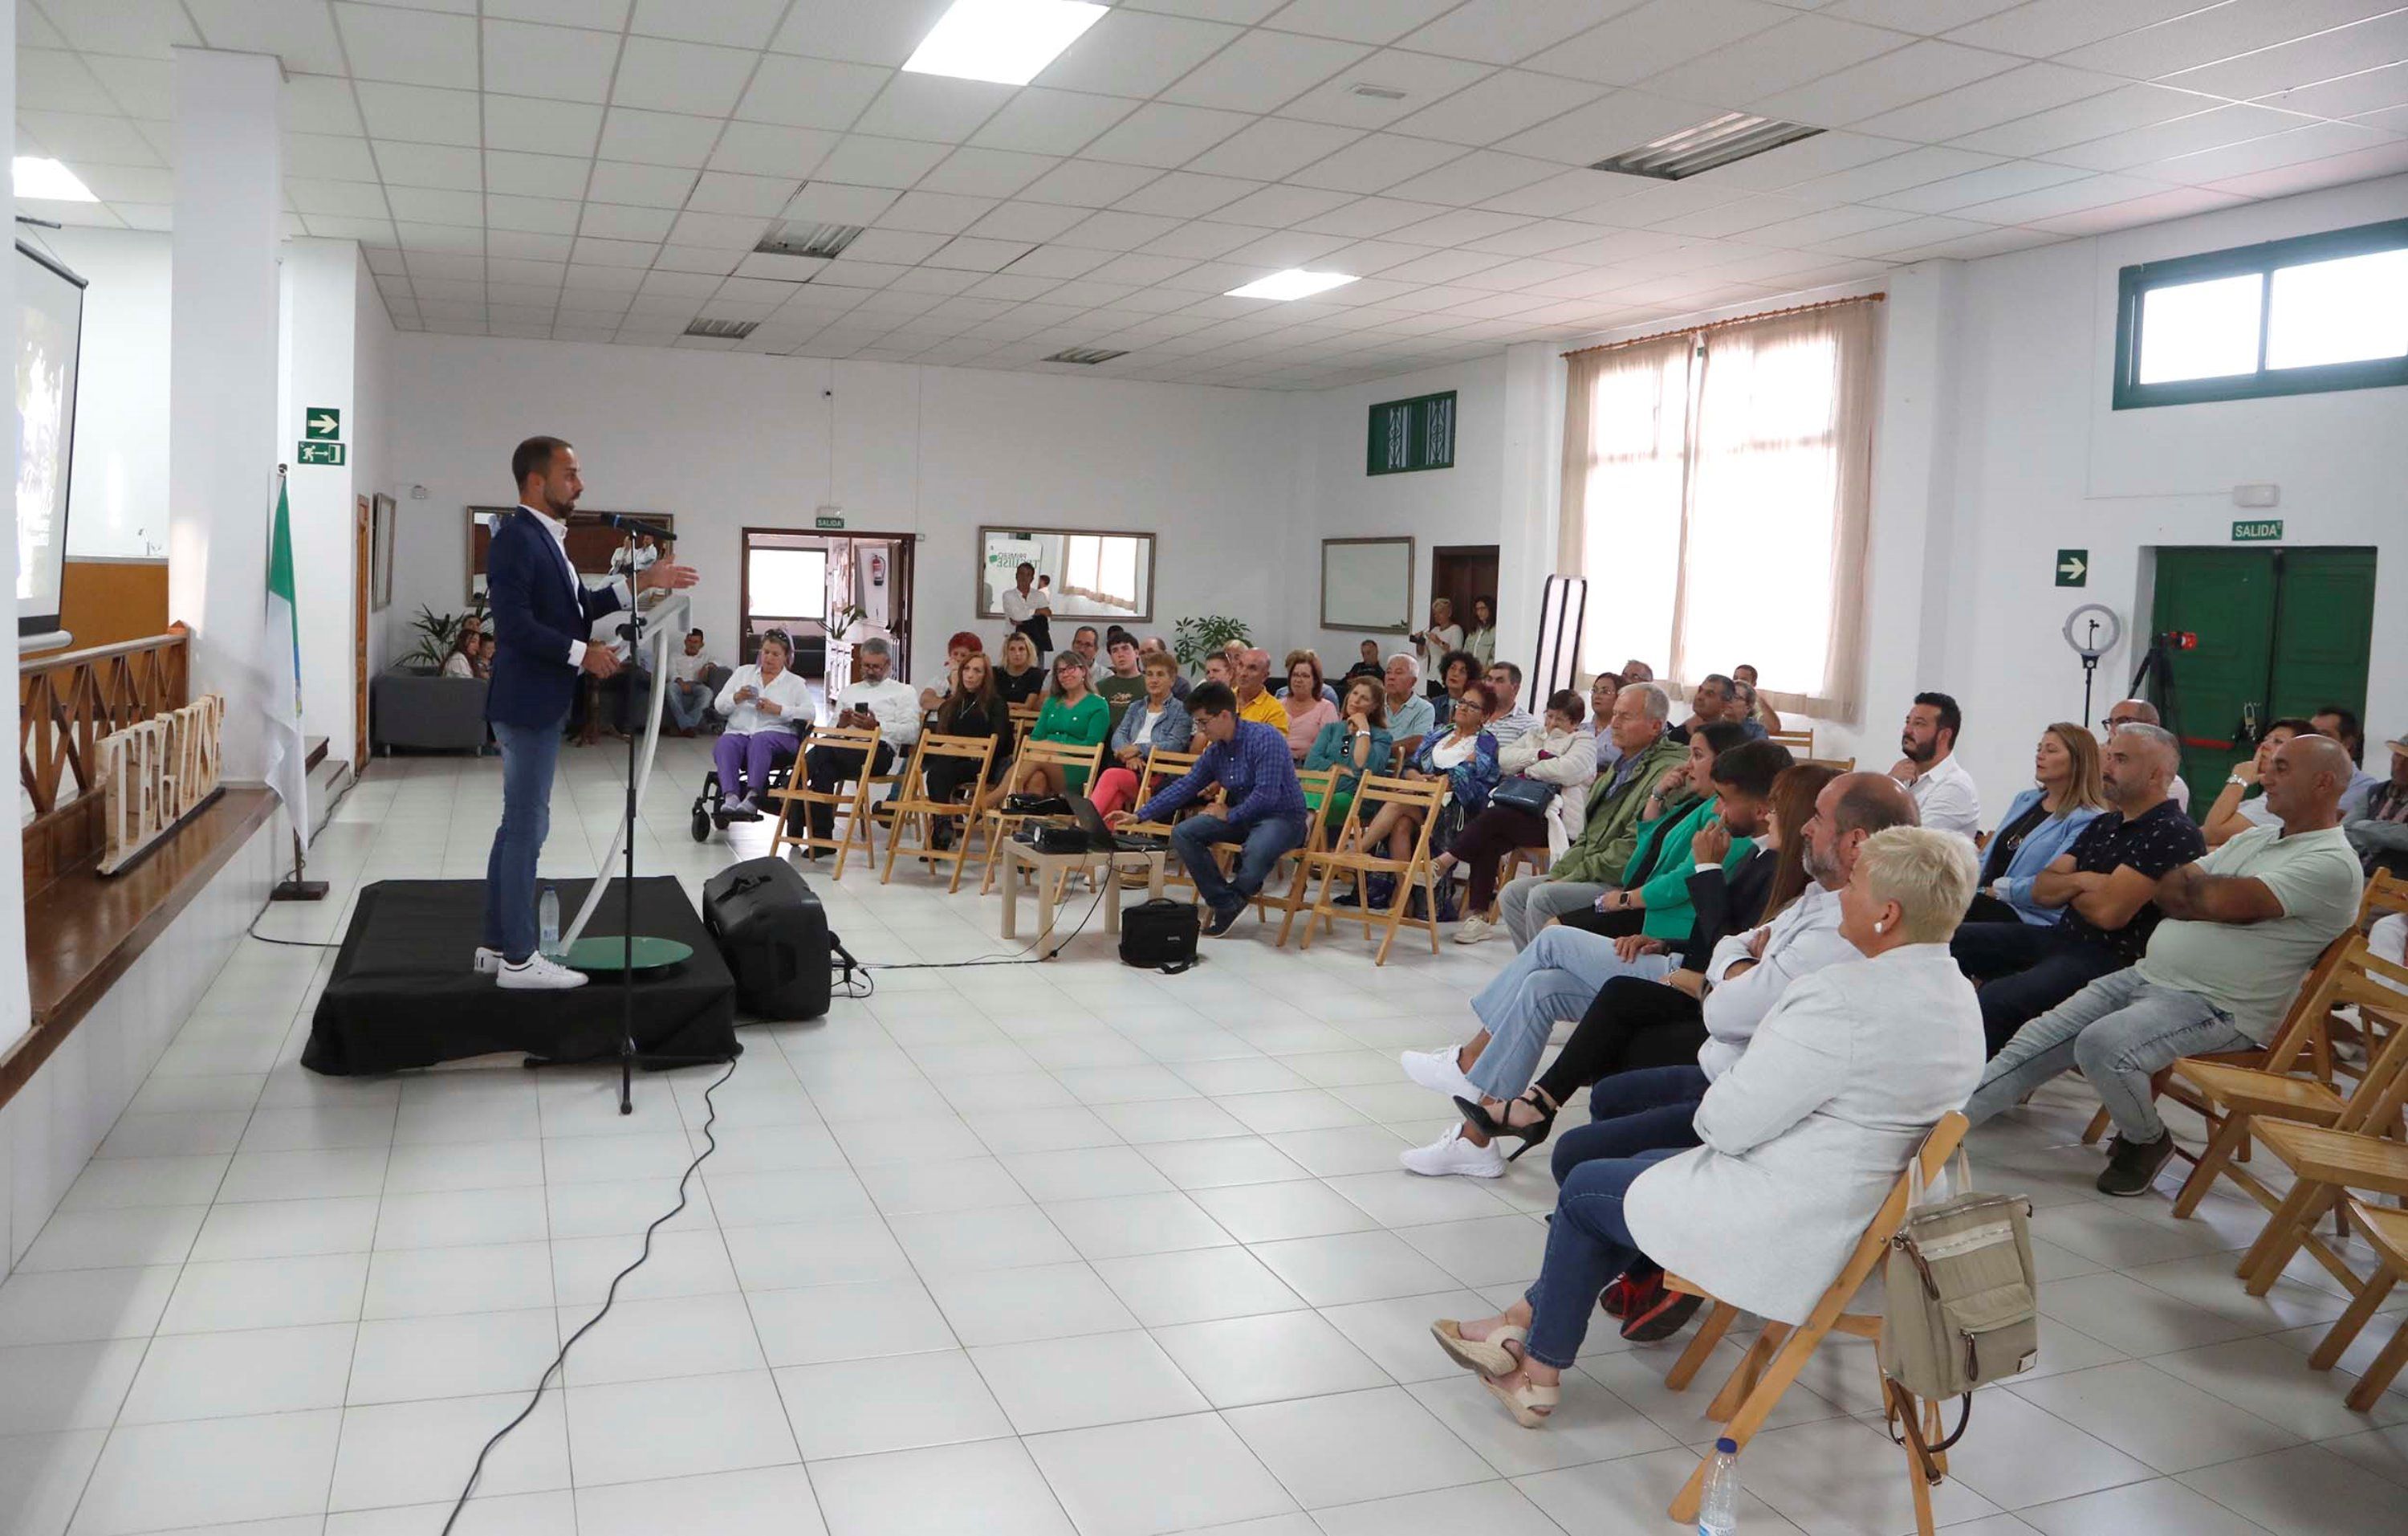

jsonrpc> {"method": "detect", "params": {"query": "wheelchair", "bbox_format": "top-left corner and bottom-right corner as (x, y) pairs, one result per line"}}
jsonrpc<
(689, 760), (803, 841)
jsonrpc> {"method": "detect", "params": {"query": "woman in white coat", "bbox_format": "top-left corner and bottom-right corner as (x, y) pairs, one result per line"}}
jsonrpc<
(1430, 825), (1985, 1426)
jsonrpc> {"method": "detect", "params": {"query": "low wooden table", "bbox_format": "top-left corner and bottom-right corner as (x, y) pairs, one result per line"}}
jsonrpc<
(997, 837), (1169, 955)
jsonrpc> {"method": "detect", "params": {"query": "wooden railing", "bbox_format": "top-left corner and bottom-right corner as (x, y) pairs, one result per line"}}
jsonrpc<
(20, 625), (189, 890)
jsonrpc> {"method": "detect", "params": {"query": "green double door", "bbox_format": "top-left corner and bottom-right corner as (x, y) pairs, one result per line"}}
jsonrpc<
(2146, 546), (2376, 814)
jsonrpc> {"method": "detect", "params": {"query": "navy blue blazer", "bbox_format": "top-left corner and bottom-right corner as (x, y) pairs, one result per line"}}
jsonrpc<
(485, 507), (624, 728)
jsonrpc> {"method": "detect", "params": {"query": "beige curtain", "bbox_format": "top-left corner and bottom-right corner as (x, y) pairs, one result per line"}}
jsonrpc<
(1556, 334), (1693, 679)
(1666, 301), (1879, 719)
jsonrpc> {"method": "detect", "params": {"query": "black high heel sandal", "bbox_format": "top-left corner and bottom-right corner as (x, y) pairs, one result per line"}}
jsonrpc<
(1453, 1092), (1556, 1161)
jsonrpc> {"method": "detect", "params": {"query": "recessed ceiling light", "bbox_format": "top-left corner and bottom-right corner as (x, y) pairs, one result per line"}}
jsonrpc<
(14, 157), (96, 202)
(1226, 269), (1358, 301)
(1589, 112), (1821, 181)
(903, 0), (1107, 87)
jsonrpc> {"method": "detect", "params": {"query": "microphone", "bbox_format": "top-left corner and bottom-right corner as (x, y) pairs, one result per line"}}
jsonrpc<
(598, 512), (676, 542)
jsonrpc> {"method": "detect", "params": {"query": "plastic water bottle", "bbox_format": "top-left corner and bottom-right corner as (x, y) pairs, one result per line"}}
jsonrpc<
(1698, 1436), (1740, 1536)
(539, 885), (561, 959)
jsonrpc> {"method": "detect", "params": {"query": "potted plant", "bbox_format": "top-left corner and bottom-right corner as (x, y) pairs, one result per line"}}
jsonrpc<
(399, 605), (478, 674)
(1173, 616), (1251, 678)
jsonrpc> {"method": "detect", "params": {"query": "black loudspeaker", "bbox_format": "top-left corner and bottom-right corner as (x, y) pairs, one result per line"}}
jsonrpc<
(702, 857), (831, 1020)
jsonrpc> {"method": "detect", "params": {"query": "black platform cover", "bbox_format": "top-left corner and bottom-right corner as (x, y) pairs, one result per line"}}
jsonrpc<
(302, 878), (739, 1074)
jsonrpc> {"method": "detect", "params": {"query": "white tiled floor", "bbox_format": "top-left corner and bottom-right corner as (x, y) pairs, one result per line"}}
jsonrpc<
(3, 739), (2405, 1535)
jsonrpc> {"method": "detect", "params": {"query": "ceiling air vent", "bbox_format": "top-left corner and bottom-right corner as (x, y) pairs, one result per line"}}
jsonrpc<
(685, 317), (759, 340)
(757, 221), (864, 259)
(1589, 112), (1822, 181)
(1044, 346), (1128, 365)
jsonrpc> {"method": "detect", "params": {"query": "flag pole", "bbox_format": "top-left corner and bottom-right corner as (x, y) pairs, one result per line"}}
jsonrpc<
(268, 462), (328, 902)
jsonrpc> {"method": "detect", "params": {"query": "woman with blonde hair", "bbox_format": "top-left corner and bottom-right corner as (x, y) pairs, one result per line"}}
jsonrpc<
(1963, 721), (2109, 926)
(1434, 825), (1983, 1422)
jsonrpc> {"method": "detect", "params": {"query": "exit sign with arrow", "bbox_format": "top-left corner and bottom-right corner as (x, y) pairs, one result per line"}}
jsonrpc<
(304, 407), (341, 441)
(2055, 549), (2088, 587)
(295, 441), (347, 466)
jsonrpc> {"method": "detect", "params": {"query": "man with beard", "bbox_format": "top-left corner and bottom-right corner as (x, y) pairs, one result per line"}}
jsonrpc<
(1889, 691), (1981, 839)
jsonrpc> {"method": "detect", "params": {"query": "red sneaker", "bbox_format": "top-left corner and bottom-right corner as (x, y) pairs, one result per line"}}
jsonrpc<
(1599, 1274), (1635, 1318)
(1619, 1273), (1705, 1343)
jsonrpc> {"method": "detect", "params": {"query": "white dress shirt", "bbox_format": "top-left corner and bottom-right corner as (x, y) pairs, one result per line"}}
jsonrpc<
(832, 676), (922, 749)
(1698, 882), (1854, 1080)
(999, 585), (1048, 627)
(1902, 752), (1982, 839)
(714, 664), (813, 737)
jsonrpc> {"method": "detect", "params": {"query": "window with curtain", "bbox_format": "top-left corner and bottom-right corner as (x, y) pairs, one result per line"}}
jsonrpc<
(1559, 299), (1878, 720)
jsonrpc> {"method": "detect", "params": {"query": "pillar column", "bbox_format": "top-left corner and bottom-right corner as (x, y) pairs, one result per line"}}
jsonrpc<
(168, 47), (283, 781)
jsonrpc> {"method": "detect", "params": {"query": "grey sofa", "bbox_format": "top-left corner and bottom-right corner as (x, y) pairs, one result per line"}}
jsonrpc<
(372, 671), (490, 753)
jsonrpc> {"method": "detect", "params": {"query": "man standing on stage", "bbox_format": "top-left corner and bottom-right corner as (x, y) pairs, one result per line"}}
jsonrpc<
(477, 436), (695, 989)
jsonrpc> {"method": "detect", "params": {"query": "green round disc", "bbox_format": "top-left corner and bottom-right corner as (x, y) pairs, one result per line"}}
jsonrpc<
(560, 935), (694, 974)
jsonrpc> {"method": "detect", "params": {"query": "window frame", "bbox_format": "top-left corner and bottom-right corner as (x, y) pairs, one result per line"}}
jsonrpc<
(1366, 389), (1457, 475)
(2113, 216), (2408, 410)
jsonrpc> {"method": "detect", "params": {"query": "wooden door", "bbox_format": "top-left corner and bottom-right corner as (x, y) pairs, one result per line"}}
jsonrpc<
(354, 495), (372, 771)
(1430, 544), (1499, 635)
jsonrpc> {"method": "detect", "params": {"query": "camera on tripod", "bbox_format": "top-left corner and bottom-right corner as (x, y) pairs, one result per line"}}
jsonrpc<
(2154, 630), (2199, 652)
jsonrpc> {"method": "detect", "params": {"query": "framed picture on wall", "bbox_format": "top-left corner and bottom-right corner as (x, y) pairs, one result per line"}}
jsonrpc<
(977, 525), (1157, 624)
(371, 493), (397, 610)
(467, 506), (676, 602)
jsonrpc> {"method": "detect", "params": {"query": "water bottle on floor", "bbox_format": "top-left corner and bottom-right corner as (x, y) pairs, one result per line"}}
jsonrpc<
(539, 885), (561, 959)
(1698, 1436), (1740, 1536)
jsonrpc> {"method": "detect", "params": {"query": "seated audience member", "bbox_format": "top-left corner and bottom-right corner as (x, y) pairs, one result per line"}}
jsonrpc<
(918, 630), (983, 715)
(1137, 635), (1192, 700)
(1095, 632), (1149, 729)
(1434, 825), (1983, 1404)
(1442, 690), (1598, 944)
(799, 636), (918, 842)
(458, 611), (483, 650)
(995, 631), (1046, 707)
(1675, 674), (1735, 740)
(1951, 724), (2198, 1055)
(999, 560), (1051, 658)
(1732, 662), (1784, 735)
(1409, 596), (1464, 682)
(1343, 639), (1385, 684)
(711, 629), (813, 815)
(1303, 675), (1391, 831)
(922, 651), (1014, 841)
(1481, 662), (1538, 746)
(1279, 648), (1340, 706)
(1499, 683), (1687, 948)
(1723, 678), (1769, 740)
(474, 633), (496, 680)
(1070, 625), (1101, 667)
(2312, 705), (2379, 817)
(1968, 734), (2365, 1194)
(2200, 716), (2314, 847)
(2102, 698), (2190, 809)
(1463, 595), (1498, 670)
(665, 629), (716, 735)
(1232, 648), (1291, 732)
(1565, 729), (1776, 944)
(1202, 653), (1235, 689)
(1384, 654), (1436, 761)
(1399, 742), (1803, 1179)
(2345, 731), (2408, 876)
(1114, 681), (1308, 938)
(1279, 654), (1339, 761)
(1088, 654), (1194, 818)
(1347, 685), (1500, 891)
(1430, 647), (1479, 707)
(1890, 691), (1982, 839)
(1621, 659), (1653, 684)
(1011, 650), (1112, 800)
(1964, 723), (2109, 925)
(441, 630), (478, 678)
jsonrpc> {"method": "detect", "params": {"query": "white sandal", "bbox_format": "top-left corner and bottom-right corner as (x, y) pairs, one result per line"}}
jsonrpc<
(1431, 1319), (1526, 1379)
(1483, 1370), (1560, 1428)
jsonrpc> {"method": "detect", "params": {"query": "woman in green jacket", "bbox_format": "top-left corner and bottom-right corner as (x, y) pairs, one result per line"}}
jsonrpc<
(1015, 650), (1112, 797)
(1303, 675), (1393, 831)
(1590, 723), (1756, 939)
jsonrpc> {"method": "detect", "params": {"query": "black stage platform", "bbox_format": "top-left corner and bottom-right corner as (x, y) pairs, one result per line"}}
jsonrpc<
(300, 878), (740, 1075)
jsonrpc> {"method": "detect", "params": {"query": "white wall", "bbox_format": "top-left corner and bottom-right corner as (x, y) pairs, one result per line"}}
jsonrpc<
(383, 338), (1300, 682)
(277, 238), (370, 768)
(353, 248), (395, 681)
(44, 227), (170, 560)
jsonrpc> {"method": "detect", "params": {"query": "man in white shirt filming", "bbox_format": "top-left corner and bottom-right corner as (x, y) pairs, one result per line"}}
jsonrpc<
(664, 629), (714, 736)
(800, 637), (920, 849)
(1890, 690), (1981, 839)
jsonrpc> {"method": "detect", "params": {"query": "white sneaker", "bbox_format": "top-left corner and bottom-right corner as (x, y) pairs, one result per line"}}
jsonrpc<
(1401, 1123), (1505, 1179)
(725, 795), (755, 817)
(1401, 1045), (1481, 1102)
(473, 946), (503, 974)
(497, 952), (588, 990)
(1453, 915), (1496, 945)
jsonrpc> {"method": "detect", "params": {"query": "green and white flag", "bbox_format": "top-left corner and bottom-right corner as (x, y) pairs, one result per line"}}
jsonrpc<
(261, 474), (310, 851)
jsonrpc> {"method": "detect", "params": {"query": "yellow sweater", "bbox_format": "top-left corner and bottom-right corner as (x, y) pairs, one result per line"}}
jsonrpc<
(1238, 691), (1289, 731)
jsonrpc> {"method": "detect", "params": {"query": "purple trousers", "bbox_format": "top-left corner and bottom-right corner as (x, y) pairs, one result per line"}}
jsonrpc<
(714, 730), (799, 799)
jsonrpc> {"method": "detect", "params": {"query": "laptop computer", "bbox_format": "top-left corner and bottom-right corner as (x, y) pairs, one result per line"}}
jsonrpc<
(1068, 794), (1167, 854)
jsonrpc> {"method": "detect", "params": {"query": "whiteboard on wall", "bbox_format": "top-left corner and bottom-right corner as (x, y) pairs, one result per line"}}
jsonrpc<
(1320, 536), (1414, 634)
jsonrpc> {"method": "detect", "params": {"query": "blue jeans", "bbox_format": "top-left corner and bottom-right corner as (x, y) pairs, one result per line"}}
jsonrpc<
(1465, 926), (1678, 1101)
(1966, 967), (2251, 1141)
(1548, 1064), (1708, 1188)
(482, 715), (564, 963)
(666, 678), (712, 729)
(1173, 811), (1307, 915)
(1523, 1147), (1683, 1368)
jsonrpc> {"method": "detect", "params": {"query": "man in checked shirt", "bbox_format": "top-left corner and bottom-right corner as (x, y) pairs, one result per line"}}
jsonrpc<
(1112, 680), (1308, 939)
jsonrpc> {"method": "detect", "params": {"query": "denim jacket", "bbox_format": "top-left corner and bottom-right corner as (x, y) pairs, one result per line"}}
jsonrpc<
(1983, 786), (2108, 925)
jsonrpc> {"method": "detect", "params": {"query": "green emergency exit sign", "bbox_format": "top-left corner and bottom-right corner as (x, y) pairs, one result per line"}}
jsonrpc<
(2231, 519), (2284, 542)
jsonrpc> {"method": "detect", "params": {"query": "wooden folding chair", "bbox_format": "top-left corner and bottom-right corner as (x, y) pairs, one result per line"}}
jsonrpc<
(2231, 1030), (2408, 1298)
(2305, 1200), (2408, 1412)
(1007, 699), (1040, 751)
(1279, 773), (1446, 964)
(1491, 844), (1551, 919)
(1804, 756), (1857, 773)
(880, 732), (999, 892)
(1661, 1112), (1971, 1535)
(767, 724), (881, 878)
(1122, 747), (1202, 890)
(974, 739), (1106, 894)
(2167, 939), (2408, 1222)
(1249, 764), (1339, 925)
(1769, 727), (1816, 756)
